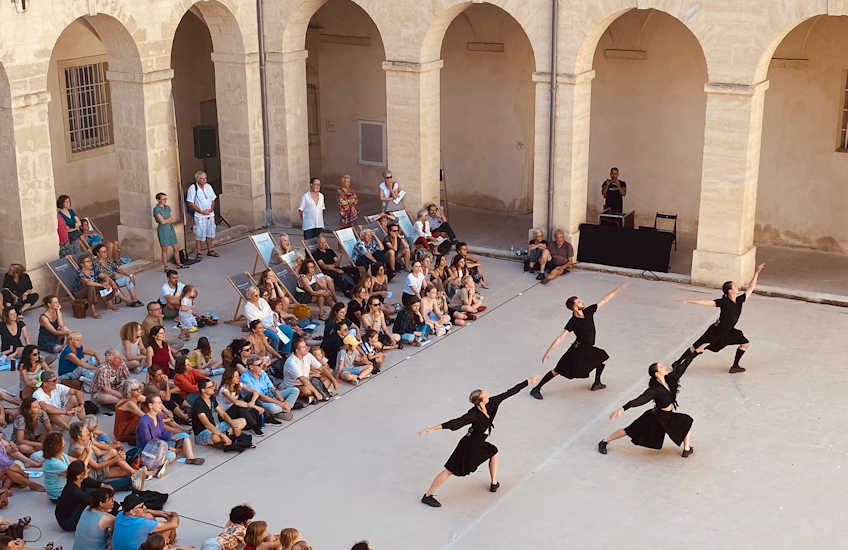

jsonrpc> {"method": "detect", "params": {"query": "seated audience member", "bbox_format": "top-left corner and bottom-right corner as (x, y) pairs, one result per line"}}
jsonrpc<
(279, 528), (301, 550)
(360, 329), (385, 374)
(351, 229), (386, 271)
(199, 504), (256, 550)
(19, 345), (53, 399)
(244, 286), (294, 355)
(241, 354), (297, 421)
(540, 229), (575, 284)
(113, 493), (181, 550)
(173, 355), (204, 398)
(80, 218), (120, 262)
(43, 431), (72, 499)
(72, 485), (117, 550)
(57, 331), (100, 384)
(0, 306), (30, 361)
(276, 233), (303, 273)
(420, 285), (453, 334)
(114, 380), (181, 445)
(136, 394), (204, 467)
(146, 364), (191, 425)
(77, 254), (122, 316)
(401, 261), (427, 307)
(91, 348), (131, 406)
(92, 243), (143, 307)
(346, 285), (369, 331)
(525, 229), (548, 274)
(428, 283), (467, 327)
(321, 319), (349, 371)
(445, 255), (467, 298)
(34, 370), (86, 430)
(369, 264), (397, 313)
(323, 303), (349, 341)
(55, 461), (125, 531)
(428, 254), (448, 293)
(226, 339), (252, 374)
(427, 203), (457, 242)
(38, 295), (71, 363)
(450, 275), (485, 318)
(413, 209), (440, 252)
(1, 429), (42, 475)
(361, 297), (401, 350)
(283, 339), (326, 404)
(310, 236), (357, 295)
(307, 346), (340, 396)
(120, 321), (148, 371)
(188, 337), (224, 372)
(68, 421), (137, 485)
(86, 414), (117, 446)
(158, 269), (185, 320)
(296, 260), (337, 320)
(335, 334), (373, 385)
(351, 542), (372, 550)
(146, 326), (175, 377)
(247, 320), (283, 369)
(2, 264), (39, 313)
(393, 297), (430, 346)
(455, 242), (488, 288)
(218, 368), (266, 434)
(141, 302), (166, 347)
(291, 541), (312, 550)
(13, 397), (51, 461)
(178, 284), (199, 340)
(244, 520), (280, 550)
(192, 378), (246, 448)
(382, 221), (411, 273)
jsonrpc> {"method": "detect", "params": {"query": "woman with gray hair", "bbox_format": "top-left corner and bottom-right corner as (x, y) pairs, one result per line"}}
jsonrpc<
(243, 285), (295, 354)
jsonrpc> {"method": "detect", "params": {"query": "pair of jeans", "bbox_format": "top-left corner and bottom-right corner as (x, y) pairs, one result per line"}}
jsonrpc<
(260, 387), (299, 415)
(263, 324), (294, 354)
(303, 227), (323, 240)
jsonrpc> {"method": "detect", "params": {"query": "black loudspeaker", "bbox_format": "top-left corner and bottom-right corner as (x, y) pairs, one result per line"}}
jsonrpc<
(193, 125), (218, 159)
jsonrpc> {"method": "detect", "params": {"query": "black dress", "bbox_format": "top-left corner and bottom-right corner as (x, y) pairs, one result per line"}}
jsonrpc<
(692, 293), (749, 352)
(440, 380), (528, 476)
(621, 355), (696, 450)
(554, 304), (609, 378)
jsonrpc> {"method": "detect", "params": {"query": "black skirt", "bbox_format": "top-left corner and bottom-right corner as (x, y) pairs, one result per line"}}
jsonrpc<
(444, 435), (498, 477)
(693, 325), (749, 352)
(554, 342), (609, 379)
(624, 409), (693, 450)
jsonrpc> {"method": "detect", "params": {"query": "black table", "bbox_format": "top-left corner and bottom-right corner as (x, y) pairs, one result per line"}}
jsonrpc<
(577, 223), (674, 272)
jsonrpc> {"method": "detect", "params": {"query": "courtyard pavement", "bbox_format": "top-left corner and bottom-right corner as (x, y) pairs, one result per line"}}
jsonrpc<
(5, 233), (846, 549)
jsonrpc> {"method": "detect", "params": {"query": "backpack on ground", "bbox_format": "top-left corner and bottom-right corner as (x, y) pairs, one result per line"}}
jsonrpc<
(141, 439), (169, 472)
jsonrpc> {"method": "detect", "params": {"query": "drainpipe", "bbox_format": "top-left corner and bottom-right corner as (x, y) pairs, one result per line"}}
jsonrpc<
(545, 0), (558, 242)
(257, 0), (274, 226)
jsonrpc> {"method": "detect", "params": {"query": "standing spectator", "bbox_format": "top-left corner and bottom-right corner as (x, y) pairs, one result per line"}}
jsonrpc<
(191, 378), (246, 447)
(402, 261), (427, 306)
(378, 170), (404, 212)
(120, 321), (148, 371)
(0, 306), (29, 361)
(240, 354), (296, 421)
(153, 192), (185, 270)
(426, 203), (457, 242)
(283, 339), (326, 404)
(2, 264), (38, 313)
(136, 394), (204, 466)
(298, 177), (325, 240)
(186, 170), (219, 259)
(37, 295), (71, 363)
(57, 194), (83, 257)
(34, 370), (86, 430)
(337, 174), (360, 228)
(601, 166), (627, 213)
(199, 504), (255, 550)
(158, 270), (185, 320)
(92, 243), (143, 307)
(540, 229), (575, 285)
(72, 486), (117, 550)
(112, 493), (181, 550)
(57, 331), (100, 383)
(91, 348), (131, 406)
(12, 397), (51, 460)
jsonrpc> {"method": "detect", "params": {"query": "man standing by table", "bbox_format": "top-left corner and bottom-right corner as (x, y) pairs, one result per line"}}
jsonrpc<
(601, 167), (627, 213)
(299, 177), (325, 240)
(186, 170), (219, 259)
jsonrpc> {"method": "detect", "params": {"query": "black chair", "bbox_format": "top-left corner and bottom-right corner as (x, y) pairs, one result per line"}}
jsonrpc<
(653, 212), (678, 250)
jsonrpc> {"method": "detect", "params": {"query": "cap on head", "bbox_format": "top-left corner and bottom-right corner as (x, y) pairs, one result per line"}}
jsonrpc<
(121, 492), (146, 512)
(343, 334), (360, 347)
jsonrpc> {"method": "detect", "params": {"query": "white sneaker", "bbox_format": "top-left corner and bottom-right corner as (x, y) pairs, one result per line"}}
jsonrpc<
(132, 466), (147, 490)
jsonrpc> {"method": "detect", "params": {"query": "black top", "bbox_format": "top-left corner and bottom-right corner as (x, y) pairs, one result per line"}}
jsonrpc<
(441, 381), (528, 441)
(346, 298), (365, 327)
(0, 320), (25, 353)
(602, 179), (626, 213)
(191, 396), (219, 435)
(393, 309), (421, 335)
(321, 332), (343, 371)
(312, 248), (338, 269)
(623, 355), (696, 411)
(2, 273), (33, 297)
(528, 239), (548, 246)
(55, 477), (99, 525)
(565, 304), (598, 346)
(714, 293), (746, 331)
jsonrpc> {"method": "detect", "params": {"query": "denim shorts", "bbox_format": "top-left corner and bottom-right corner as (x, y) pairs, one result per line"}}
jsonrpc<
(115, 276), (134, 289)
(341, 366), (362, 376)
(195, 421), (232, 446)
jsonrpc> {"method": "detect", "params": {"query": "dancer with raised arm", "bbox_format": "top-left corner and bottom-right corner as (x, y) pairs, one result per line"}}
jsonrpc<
(598, 348), (705, 458)
(677, 264), (765, 374)
(530, 283), (627, 399)
(418, 374), (540, 508)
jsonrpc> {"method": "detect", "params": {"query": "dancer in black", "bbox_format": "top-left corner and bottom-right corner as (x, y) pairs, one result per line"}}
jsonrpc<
(598, 348), (705, 457)
(418, 374), (540, 508)
(530, 283), (627, 399)
(677, 263), (764, 374)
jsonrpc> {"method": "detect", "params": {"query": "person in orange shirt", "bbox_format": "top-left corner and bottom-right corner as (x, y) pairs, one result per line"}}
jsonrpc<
(172, 355), (205, 397)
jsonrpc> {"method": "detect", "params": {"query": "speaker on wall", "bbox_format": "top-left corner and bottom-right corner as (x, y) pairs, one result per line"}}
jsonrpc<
(193, 125), (218, 159)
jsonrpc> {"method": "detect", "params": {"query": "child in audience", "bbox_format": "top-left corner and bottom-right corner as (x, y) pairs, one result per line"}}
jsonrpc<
(188, 337), (224, 372)
(360, 329), (385, 374)
(178, 285), (198, 340)
(307, 346), (339, 396)
(335, 334), (373, 385)
(244, 520), (281, 550)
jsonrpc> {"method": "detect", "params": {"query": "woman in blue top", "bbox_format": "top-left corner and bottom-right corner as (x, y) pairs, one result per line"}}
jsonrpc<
(57, 194), (83, 257)
(73, 486), (116, 550)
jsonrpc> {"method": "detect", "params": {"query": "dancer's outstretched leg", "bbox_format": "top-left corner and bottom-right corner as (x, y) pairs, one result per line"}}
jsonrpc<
(422, 469), (452, 507)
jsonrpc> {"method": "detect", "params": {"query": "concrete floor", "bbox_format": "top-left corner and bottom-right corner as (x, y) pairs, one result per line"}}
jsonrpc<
(4, 234), (847, 549)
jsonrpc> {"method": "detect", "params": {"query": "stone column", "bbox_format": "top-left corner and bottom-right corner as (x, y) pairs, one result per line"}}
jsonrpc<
(0, 90), (59, 270)
(534, 70), (594, 247)
(108, 68), (182, 260)
(266, 50), (310, 226)
(211, 52), (266, 229)
(382, 59), (443, 212)
(691, 81), (768, 286)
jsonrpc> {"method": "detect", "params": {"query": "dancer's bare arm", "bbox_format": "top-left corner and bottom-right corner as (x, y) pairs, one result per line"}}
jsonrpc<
(745, 263), (766, 297)
(597, 283), (628, 308)
(542, 330), (570, 363)
(683, 299), (715, 307)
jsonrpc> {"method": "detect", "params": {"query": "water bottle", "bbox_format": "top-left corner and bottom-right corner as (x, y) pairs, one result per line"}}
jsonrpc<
(509, 245), (515, 256)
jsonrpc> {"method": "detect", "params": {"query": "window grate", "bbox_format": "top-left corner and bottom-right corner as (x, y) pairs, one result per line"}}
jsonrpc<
(63, 61), (113, 153)
(358, 120), (386, 166)
(839, 72), (848, 152)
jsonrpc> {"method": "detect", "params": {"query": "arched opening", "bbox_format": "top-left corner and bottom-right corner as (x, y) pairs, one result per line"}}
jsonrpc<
(304, 0), (387, 222)
(439, 3), (535, 249)
(0, 62), (19, 265)
(756, 15), (848, 295)
(587, 8), (707, 274)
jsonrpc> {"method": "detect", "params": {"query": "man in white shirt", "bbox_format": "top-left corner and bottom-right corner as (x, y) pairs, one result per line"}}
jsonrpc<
(33, 370), (86, 430)
(186, 170), (219, 259)
(158, 269), (186, 320)
(282, 339), (325, 403)
(298, 177), (325, 240)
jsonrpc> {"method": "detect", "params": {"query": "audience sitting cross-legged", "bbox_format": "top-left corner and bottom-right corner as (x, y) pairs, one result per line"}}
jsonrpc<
(240, 354), (296, 422)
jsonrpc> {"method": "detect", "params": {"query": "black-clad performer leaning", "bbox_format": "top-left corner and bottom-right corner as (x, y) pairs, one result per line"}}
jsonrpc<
(598, 347), (705, 458)
(530, 283), (628, 399)
(676, 263), (765, 374)
(418, 374), (540, 508)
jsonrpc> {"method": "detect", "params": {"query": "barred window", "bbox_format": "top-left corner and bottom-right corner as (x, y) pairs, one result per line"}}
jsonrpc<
(839, 71), (848, 152)
(63, 61), (113, 153)
(358, 120), (386, 166)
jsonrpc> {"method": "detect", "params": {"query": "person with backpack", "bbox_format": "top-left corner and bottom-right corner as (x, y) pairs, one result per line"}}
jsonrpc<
(185, 170), (219, 260)
(136, 394), (204, 475)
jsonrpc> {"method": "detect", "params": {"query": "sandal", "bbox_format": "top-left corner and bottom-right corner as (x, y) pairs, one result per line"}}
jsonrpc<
(16, 516), (31, 528)
(207, 250), (220, 257)
(45, 543), (63, 550)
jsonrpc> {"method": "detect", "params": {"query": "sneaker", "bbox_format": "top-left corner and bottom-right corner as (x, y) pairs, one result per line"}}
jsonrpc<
(185, 457), (205, 465)
(477, 306), (487, 313)
(535, 272), (546, 281)
(188, 326), (199, 333)
(728, 366), (746, 373)
(540, 276), (550, 285)
(489, 482), (500, 493)
(278, 410), (294, 421)
(598, 440), (608, 455)
(590, 382), (607, 391)
(681, 447), (695, 458)
(411, 339), (422, 347)
(252, 427), (264, 436)
(421, 494), (442, 508)
(132, 466), (147, 491)
(264, 415), (282, 425)
(155, 462), (168, 478)
(530, 388), (543, 400)
(523, 262), (530, 272)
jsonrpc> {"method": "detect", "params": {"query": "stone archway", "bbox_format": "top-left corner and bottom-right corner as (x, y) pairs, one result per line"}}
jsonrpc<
(0, 61), (22, 266)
